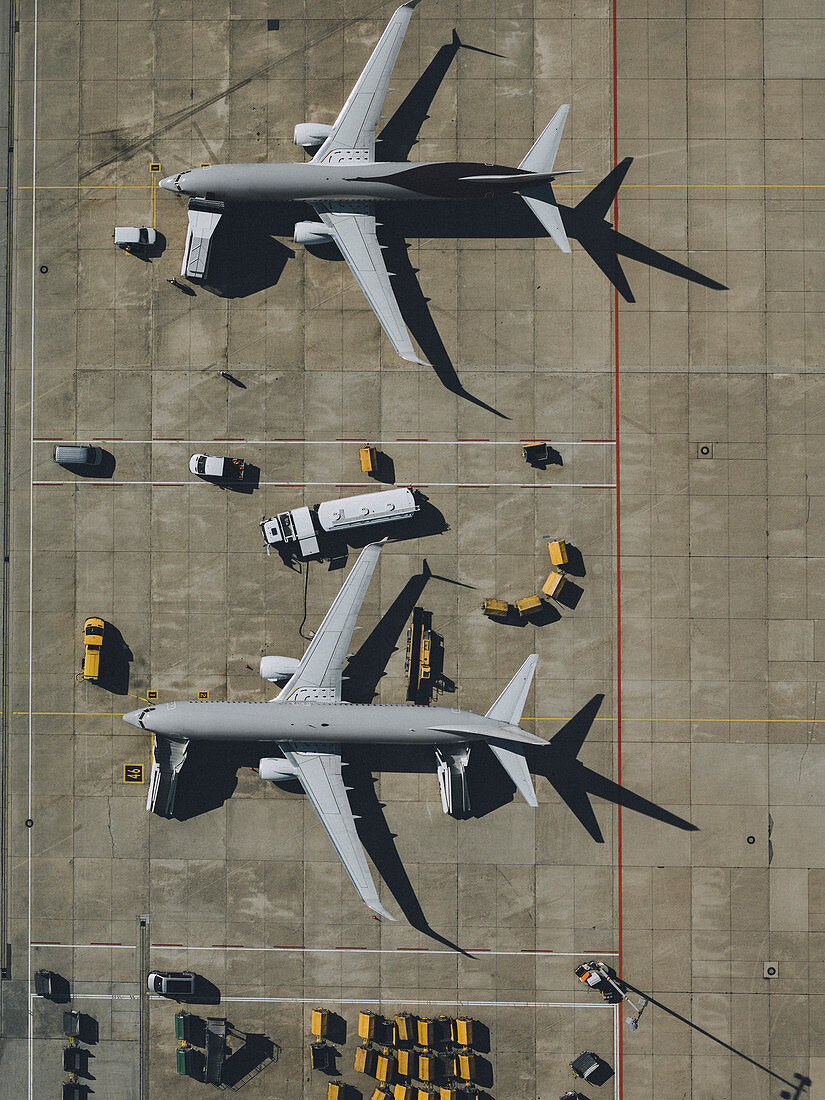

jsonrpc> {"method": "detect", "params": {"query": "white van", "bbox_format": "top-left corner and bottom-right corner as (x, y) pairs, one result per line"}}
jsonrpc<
(53, 444), (103, 466)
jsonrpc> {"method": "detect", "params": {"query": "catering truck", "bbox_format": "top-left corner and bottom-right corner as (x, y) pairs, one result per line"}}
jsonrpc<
(260, 487), (418, 558)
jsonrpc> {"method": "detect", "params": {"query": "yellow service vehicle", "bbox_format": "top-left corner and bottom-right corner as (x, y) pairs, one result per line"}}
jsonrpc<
(82, 618), (105, 681)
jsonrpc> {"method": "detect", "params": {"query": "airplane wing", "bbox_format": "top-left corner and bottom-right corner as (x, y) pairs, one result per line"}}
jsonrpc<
(276, 542), (383, 702)
(312, 204), (426, 364)
(284, 744), (395, 919)
(311, 1), (422, 164)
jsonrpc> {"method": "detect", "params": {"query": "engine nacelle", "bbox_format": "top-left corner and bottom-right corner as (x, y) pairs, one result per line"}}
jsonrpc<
(293, 123), (332, 150)
(260, 655), (301, 683)
(294, 220), (333, 247)
(259, 757), (299, 782)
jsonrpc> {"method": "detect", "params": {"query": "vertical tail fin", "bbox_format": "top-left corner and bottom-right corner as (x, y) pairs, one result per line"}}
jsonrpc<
(485, 653), (538, 725)
(519, 104), (569, 174)
(518, 105), (572, 253)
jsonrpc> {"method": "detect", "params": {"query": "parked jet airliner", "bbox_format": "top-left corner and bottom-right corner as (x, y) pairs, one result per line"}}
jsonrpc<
(124, 543), (547, 919)
(160, 0), (583, 364)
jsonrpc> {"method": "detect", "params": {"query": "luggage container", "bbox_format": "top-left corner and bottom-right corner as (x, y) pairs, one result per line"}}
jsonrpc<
(417, 1018), (435, 1047)
(311, 1008), (331, 1038)
(542, 571), (566, 599)
(359, 1011), (379, 1041)
(548, 539), (569, 566)
(452, 1018), (474, 1047)
(395, 1014), (417, 1044)
(360, 445), (378, 473)
(515, 595), (542, 618)
(375, 1051), (395, 1084)
(481, 599), (509, 619)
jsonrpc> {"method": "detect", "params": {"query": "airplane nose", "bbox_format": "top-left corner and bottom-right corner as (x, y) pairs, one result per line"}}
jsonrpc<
(123, 706), (154, 729)
(159, 173), (182, 192)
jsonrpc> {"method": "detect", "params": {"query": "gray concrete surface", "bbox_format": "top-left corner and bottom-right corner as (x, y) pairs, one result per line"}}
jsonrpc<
(0, 1), (822, 1098)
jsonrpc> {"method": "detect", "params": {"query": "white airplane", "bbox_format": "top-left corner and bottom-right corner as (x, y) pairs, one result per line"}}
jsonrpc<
(160, 1), (578, 364)
(124, 543), (546, 920)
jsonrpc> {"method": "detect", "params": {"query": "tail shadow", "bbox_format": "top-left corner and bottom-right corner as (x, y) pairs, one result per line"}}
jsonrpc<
(527, 694), (698, 841)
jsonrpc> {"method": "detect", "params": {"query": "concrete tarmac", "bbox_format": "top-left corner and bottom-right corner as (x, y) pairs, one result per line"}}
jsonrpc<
(0, 2), (821, 1098)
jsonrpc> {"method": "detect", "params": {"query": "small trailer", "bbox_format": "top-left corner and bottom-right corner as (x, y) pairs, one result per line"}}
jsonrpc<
(204, 1017), (227, 1085)
(260, 487), (418, 558)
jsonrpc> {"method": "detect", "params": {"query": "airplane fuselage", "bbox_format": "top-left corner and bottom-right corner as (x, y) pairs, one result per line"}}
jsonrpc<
(160, 161), (556, 204)
(124, 699), (544, 748)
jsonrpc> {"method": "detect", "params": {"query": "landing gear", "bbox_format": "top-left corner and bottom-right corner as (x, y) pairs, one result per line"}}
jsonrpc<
(435, 746), (471, 817)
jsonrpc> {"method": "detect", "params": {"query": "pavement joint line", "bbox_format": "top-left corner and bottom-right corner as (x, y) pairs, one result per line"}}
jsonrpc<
(32, 942), (619, 956)
(27, 2), (39, 1096)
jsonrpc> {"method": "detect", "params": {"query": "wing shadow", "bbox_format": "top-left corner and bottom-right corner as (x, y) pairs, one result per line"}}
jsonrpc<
(342, 560), (432, 703)
(346, 758), (473, 957)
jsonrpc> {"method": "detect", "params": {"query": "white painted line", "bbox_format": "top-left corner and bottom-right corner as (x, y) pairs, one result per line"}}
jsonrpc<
(34, 480), (617, 489)
(34, 437), (616, 447)
(32, 942), (618, 957)
(35, 993), (611, 1009)
(217, 997), (611, 1009)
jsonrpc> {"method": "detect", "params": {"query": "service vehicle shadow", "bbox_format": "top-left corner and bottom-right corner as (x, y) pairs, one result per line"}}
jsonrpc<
(59, 450), (116, 479)
(487, 603), (561, 628)
(95, 621), (133, 696)
(561, 542), (586, 578)
(214, 464), (260, 494)
(174, 975), (221, 1006)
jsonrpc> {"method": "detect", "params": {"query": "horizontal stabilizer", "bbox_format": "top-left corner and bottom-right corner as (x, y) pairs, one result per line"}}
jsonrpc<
(485, 653), (538, 726)
(488, 741), (537, 807)
(521, 192), (570, 253)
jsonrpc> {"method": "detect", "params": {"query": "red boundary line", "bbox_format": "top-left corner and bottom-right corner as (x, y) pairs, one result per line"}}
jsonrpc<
(612, 1), (624, 1097)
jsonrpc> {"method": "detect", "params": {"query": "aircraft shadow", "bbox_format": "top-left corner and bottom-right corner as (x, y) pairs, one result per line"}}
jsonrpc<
(524, 694), (698, 842)
(342, 560), (432, 703)
(199, 213), (295, 298)
(345, 759), (473, 957)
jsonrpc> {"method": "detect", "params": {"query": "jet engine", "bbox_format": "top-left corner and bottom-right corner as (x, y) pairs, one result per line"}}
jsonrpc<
(294, 221), (333, 246)
(260, 655), (301, 683)
(259, 757), (299, 782)
(293, 123), (332, 151)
